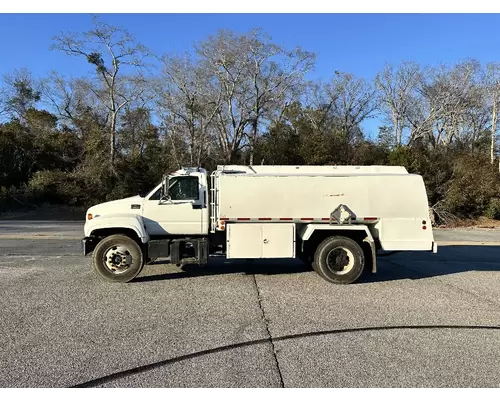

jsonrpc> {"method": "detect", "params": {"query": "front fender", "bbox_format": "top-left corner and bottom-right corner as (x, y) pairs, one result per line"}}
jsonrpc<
(84, 213), (149, 243)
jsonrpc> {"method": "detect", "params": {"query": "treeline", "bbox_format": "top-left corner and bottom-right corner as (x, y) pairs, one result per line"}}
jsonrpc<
(1, 17), (500, 223)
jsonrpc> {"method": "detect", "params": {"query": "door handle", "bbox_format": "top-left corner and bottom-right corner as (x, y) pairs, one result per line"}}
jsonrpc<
(263, 239), (269, 244)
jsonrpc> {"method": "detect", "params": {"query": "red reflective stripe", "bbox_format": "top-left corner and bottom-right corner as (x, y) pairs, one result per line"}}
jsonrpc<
(223, 217), (372, 222)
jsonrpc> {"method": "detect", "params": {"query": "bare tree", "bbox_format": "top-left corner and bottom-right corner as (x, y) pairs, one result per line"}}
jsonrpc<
(303, 72), (377, 150)
(458, 93), (490, 151)
(300, 82), (331, 134)
(486, 63), (500, 167)
(118, 107), (155, 158)
(41, 72), (119, 147)
(157, 54), (221, 166)
(245, 30), (315, 165)
(41, 72), (78, 125)
(40, 72), (99, 132)
(326, 71), (378, 140)
(421, 60), (482, 148)
(1, 68), (41, 123)
(0, 85), (8, 118)
(195, 29), (314, 164)
(195, 30), (253, 163)
(375, 61), (421, 146)
(52, 16), (149, 168)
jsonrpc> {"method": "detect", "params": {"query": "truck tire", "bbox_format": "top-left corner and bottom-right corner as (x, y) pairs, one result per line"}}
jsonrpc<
(313, 236), (364, 284)
(92, 234), (144, 283)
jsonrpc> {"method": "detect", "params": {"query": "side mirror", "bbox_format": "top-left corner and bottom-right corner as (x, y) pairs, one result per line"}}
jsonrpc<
(162, 175), (169, 196)
(159, 175), (171, 203)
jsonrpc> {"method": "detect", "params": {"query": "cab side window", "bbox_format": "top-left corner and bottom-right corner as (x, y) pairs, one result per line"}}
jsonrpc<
(169, 176), (199, 201)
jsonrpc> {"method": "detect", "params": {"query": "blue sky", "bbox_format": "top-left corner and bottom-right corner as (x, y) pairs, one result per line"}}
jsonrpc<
(1, 13), (500, 137)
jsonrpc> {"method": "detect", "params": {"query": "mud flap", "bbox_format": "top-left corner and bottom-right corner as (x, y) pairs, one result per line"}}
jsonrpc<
(363, 237), (377, 273)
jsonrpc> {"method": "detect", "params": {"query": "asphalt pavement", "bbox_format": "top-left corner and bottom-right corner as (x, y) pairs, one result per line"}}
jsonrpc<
(1, 221), (500, 387)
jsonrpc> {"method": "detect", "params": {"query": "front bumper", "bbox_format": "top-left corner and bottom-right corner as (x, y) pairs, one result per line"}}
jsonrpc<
(82, 237), (98, 256)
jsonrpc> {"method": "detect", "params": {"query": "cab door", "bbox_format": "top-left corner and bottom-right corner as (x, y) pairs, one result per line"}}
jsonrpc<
(142, 175), (204, 236)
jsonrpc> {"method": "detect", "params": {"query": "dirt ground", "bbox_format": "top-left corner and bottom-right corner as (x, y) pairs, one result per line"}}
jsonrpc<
(440, 217), (500, 229)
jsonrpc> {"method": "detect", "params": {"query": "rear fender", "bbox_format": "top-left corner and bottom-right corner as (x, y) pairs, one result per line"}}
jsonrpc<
(298, 224), (377, 273)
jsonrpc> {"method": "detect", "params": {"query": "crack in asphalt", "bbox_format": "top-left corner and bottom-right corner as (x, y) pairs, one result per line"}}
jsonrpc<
(251, 274), (285, 388)
(71, 324), (500, 388)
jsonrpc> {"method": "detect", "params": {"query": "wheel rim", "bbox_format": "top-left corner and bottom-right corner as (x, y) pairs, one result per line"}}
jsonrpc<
(102, 245), (133, 274)
(326, 246), (355, 275)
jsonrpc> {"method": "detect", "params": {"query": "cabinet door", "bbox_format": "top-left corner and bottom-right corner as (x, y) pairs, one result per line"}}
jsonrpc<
(227, 223), (296, 259)
(262, 224), (295, 258)
(227, 223), (262, 258)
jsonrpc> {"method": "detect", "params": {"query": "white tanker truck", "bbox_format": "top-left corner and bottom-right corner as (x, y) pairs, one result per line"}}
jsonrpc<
(82, 165), (436, 284)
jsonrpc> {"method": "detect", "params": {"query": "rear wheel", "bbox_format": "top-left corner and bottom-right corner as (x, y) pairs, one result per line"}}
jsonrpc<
(92, 234), (144, 283)
(313, 236), (364, 284)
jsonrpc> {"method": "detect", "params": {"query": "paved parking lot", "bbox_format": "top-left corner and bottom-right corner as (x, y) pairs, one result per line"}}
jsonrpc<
(1, 221), (500, 387)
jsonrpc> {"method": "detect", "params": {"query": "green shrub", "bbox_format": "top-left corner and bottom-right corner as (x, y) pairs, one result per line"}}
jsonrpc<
(485, 198), (500, 220)
(0, 186), (9, 212)
(28, 170), (87, 206)
(0, 185), (35, 212)
(442, 154), (500, 218)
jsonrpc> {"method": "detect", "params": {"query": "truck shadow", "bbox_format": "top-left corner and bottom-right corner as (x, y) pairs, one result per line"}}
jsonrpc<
(134, 258), (311, 282)
(133, 245), (500, 284)
(360, 245), (500, 283)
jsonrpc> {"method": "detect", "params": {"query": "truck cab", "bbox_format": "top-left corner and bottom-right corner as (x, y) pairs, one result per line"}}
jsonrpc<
(83, 168), (210, 282)
(141, 168), (209, 236)
(85, 168), (209, 236)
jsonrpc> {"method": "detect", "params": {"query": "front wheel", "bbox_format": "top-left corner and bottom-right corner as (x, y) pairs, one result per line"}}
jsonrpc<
(313, 236), (364, 284)
(92, 234), (144, 283)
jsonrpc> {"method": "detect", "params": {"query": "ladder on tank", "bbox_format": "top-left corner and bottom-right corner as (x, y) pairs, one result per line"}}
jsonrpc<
(209, 170), (218, 233)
